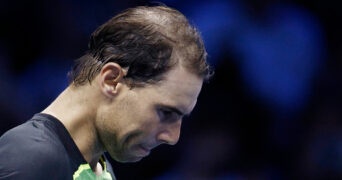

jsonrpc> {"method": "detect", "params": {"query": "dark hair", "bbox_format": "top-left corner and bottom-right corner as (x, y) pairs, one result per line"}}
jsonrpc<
(68, 5), (212, 87)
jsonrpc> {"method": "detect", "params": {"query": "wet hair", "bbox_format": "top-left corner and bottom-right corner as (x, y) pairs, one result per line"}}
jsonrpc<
(68, 5), (213, 87)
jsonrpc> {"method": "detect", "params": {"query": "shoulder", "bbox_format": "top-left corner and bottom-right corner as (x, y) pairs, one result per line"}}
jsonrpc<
(0, 121), (69, 179)
(0, 119), (64, 153)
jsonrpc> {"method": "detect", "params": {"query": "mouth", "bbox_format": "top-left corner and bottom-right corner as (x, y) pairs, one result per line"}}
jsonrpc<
(137, 145), (151, 157)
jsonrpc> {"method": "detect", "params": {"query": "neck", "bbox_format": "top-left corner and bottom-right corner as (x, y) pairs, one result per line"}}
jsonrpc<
(42, 84), (104, 168)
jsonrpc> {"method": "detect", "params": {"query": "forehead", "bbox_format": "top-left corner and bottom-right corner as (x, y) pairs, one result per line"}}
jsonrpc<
(151, 66), (203, 113)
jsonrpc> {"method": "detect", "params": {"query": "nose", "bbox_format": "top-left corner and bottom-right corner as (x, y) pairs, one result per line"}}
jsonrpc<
(157, 120), (182, 145)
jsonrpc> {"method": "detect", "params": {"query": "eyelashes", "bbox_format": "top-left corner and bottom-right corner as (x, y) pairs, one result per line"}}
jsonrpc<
(158, 108), (180, 123)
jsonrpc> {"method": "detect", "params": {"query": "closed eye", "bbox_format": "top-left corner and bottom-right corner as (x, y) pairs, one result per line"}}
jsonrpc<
(158, 108), (183, 123)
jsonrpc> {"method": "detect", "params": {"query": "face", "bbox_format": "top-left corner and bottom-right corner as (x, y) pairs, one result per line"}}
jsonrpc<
(96, 66), (203, 162)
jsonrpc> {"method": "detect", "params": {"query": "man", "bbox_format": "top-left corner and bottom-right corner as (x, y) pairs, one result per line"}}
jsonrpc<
(0, 5), (212, 180)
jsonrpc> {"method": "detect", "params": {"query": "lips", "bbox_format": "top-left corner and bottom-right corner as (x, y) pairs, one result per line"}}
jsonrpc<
(137, 145), (151, 157)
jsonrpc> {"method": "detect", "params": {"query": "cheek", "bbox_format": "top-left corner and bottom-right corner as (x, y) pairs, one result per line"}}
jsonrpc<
(126, 112), (162, 147)
(100, 92), (160, 140)
(95, 111), (118, 146)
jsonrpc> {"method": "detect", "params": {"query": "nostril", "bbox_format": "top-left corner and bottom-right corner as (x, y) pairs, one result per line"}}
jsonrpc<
(159, 140), (169, 145)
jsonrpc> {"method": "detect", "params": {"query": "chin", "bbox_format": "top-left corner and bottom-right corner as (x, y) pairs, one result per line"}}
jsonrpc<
(120, 157), (144, 163)
(128, 157), (144, 163)
(112, 153), (145, 163)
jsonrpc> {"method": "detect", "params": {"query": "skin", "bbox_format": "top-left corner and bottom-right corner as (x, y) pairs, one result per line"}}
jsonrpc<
(42, 62), (203, 174)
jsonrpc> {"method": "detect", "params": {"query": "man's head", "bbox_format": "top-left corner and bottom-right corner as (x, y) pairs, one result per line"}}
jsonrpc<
(68, 5), (211, 87)
(66, 5), (212, 163)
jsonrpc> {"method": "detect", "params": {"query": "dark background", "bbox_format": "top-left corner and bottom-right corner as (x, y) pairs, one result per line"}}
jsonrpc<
(1, 0), (341, 179)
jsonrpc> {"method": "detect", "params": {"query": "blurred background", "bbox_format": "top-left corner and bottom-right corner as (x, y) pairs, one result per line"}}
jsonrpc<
(1, 0), (341, 179)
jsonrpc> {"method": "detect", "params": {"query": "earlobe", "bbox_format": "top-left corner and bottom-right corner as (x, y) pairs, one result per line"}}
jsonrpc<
(105, 83), (116, 94)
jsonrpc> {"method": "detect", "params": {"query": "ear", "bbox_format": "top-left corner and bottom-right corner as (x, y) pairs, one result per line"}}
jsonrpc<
(99, 62), (125, 97)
